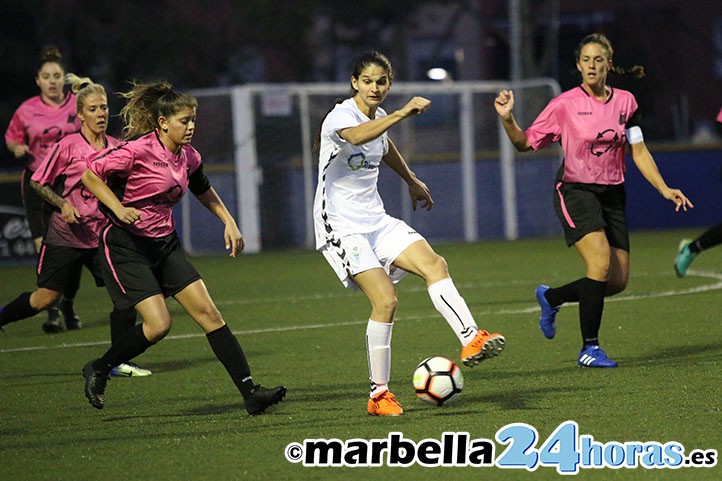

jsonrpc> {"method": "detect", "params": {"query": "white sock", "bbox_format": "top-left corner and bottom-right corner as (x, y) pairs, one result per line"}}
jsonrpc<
(366, 319), (393, 398)
(428, 277), (479, 346)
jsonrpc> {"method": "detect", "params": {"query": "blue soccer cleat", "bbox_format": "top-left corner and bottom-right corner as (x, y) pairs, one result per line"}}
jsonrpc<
(578, 345), (618, 368)
(674, 239), (697, 278)
(535, 285), (559, 339)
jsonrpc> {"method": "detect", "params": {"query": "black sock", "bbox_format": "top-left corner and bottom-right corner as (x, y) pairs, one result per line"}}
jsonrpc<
(109, 306), (138, 346)
(93, 324), (154, 375)
(63, 264), (82, 297)
(0, 292), (40, 327)
(60, 266), (82, 316)
(206, 324), (254, 398)
(545, 278), (585, 308)
(579, 278), (607, 346)
(692, 223), (722, 253)
(59, 297), (75, 319)
(46, 305), (60, 322)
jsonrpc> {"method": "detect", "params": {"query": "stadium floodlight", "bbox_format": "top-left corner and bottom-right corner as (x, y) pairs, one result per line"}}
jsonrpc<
(426, 67), (449, 81)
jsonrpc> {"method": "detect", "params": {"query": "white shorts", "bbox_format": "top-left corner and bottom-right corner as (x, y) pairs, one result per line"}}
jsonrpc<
(319, 215), (425, 289)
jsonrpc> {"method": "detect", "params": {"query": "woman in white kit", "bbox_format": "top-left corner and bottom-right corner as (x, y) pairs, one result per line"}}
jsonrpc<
(314, 51), (505, 416)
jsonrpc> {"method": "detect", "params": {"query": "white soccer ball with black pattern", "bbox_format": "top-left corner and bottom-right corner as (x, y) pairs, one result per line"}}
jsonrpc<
(412, 356), (464, 406)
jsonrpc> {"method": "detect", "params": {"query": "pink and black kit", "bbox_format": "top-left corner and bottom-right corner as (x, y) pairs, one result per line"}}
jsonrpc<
(525, 86), (641, 250)
(31, 131), (119, 290)
(87, 130), (211, 310)
(5, 93), (80, 237)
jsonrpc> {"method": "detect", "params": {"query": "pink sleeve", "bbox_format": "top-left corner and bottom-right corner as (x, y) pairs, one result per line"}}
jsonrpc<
(716, 107), (722, 124)
(525, 99), (561, 151)
(31, 142), (64, 185)
(4, 109), (26, 144)
(88, 143), (133, 179)
(187, 146), (203, 174)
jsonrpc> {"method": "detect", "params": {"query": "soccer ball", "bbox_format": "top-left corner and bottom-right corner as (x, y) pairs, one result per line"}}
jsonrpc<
(412, 356), (464, 406)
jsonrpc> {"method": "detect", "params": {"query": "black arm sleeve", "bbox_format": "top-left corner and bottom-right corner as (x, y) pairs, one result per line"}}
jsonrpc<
(625, 108), (643, 129)
(188, 163), (212, 196)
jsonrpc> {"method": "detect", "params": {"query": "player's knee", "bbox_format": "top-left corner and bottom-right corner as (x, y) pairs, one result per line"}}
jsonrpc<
(199, 304), (223, 324)
(31, 290), (61, 310)
(425, 254), (449, 280)
(192, 304), (225, 332)
(373, 292), (398, 318)
(145, 320), (172, 342)
(587, 258), (611, 280)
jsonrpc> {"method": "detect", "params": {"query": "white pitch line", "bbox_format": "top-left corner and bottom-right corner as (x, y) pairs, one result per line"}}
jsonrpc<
(1, 270), (720, 354)
(505, 270), (722, 314)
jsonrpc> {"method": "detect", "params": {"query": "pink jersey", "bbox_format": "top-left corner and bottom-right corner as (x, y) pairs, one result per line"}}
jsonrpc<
(716, 107), (722, 124)
(88, 130), (202, 238)
(32, 131), (120, 249)
(5, 93), (81, 171)
(525, 86), (640, 185)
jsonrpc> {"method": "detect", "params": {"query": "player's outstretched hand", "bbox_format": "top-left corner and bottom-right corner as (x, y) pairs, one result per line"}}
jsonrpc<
(399, 96), (431, 118)
(494, 90), (515, 120)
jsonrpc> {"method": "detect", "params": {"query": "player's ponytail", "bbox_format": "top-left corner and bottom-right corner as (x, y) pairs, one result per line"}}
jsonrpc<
(313, 98), (345, 154)
(65, 73), (107, 113)
(119, 81), (198, 140)
(610, 64), (645, 79)
(575, 33), (645, 79)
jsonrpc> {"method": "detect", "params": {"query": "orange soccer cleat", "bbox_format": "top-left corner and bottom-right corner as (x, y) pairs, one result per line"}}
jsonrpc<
(367, 390), (404, 416)
(461, 330), (506, 367)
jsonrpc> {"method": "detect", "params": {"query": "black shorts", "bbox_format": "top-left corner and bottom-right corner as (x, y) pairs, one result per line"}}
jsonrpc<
(22, 168), (52, 239)
(552, 181), (629, 251)
(99, 225), (201, 310)
(36, 244), (104, 291)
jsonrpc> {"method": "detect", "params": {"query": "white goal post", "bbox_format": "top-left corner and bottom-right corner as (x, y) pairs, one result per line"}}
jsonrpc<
(184, 79), (561, 254)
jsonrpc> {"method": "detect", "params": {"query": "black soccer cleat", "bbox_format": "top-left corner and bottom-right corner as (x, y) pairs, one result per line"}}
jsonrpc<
(64, 315), (83, 330)
(244, 385), (287, 415)
(82, 360), (110, 410)
(41, 320), (65, 334)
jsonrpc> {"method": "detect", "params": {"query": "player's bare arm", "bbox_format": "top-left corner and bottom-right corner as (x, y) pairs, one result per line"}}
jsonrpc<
(30, 179), (80, 224)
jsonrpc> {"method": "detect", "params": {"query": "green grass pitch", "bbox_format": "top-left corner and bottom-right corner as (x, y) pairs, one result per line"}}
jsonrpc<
(1, 229), (720, 480)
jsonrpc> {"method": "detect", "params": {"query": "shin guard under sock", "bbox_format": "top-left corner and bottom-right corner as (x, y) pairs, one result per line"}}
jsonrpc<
(206, 324), (254, 398)
(109, 307), (138, 346)
(579, 278), (607, 346)
(0, 292), (40, 327)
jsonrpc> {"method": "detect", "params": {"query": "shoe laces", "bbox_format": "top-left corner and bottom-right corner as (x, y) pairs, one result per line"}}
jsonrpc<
(376, 391), (400, 406)
(469, 330), (489, 346)
(584, 345), (607, 359)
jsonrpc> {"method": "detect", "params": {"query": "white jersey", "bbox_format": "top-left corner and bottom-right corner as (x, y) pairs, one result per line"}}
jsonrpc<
(313, 98), (390, 249)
